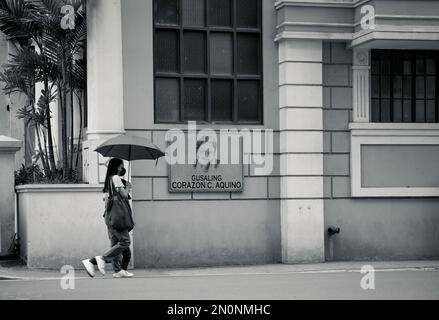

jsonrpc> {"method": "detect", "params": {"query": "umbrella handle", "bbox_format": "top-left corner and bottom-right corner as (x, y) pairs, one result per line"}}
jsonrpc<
(128, 160), (131, 184)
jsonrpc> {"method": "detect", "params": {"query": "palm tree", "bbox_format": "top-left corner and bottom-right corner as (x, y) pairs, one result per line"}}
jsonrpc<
(0, 0), (87, 180)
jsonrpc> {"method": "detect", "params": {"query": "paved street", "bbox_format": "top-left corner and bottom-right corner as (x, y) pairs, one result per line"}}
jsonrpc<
(1, 262), (439, 300)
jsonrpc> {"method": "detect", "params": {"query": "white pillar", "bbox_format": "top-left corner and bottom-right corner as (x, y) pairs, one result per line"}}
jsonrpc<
(0, 136), (22, 256)
(352, 49), (371, 123)
(279, 39), (325, 263)
(83, 0), (126, 184)
(0, 34), (8, 136)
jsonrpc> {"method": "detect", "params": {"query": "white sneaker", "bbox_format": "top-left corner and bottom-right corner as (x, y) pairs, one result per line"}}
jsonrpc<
(113, 270), (134, 278)
(82, 259), (95, 278)
(95, 256), (106, 275)
(124, 270), (134, 278)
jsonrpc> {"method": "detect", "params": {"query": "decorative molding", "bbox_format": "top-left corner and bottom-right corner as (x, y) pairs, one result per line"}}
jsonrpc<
(375, 14), (439, 21)
(349, 122), (439, 132)
(275, 0), (369, 9)
(277, 22), (355, 29)
(352, 48), (370, 123)
(15, 184), (104, 193)
(350, 127), (439, 198)
(353, 48), (369, 66)
(275, 0), (439, 45)
(276, 26), (439, 44)
(275, 31), (353, 42)
(0, 135), (23, 153)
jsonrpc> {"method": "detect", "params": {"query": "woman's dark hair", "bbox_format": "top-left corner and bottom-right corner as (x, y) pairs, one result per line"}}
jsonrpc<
(103, 158), (124, 193)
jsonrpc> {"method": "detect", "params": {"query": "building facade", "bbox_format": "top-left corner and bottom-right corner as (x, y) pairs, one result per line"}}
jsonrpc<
(80, 0), (439, 268)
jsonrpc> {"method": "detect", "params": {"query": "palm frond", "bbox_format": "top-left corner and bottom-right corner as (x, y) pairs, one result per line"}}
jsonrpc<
(70, 57), (85, 89)
(0, 0), (37, 44)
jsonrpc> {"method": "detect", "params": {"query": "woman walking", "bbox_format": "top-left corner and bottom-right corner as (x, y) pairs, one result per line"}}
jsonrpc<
(82, 158), (134, 278)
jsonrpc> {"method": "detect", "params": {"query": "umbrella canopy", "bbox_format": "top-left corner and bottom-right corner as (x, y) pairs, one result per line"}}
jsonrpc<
(94, 134), (165, 161)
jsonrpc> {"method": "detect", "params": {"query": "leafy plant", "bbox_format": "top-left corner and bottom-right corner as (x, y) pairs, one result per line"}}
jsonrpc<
(14, 163), (44, 185)
(15, 163), (81, 185)
(0, 0), (87, 182)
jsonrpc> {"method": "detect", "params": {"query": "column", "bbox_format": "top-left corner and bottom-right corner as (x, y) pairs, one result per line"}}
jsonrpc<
(0, 136), (22, 256)
(83, 0), (126, 184)
(352, 48), (371, 122)
(279, 39), (325, 263)
(0, 34), (8, 135)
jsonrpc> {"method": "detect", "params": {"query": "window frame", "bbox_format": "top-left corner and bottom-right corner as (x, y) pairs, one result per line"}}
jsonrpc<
(370, 49), (439, 124)
(351, 48), (439, 198)
(152, 0), (264, 125)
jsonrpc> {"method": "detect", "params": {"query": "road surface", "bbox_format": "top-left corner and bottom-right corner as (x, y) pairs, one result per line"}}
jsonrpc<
(1, 268), (438, 300)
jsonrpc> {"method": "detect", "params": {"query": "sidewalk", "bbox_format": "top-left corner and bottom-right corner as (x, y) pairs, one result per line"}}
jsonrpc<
(1, 259), (439, 281)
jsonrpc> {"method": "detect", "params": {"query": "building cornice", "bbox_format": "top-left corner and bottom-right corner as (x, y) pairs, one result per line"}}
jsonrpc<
(275, 0), (439, 47)
(275, 31), (353, 42)
(277, 15), (439, 31)
(275, 0), (370, 10)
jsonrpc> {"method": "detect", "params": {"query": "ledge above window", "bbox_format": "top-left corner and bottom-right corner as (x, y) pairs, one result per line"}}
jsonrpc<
(349, 122), (439, 133)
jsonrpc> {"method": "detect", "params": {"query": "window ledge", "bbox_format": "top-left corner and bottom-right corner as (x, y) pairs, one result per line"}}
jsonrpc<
(349, 122), (439, 138)
(350, 122), (439, 198)
(349, 122), (439, 131)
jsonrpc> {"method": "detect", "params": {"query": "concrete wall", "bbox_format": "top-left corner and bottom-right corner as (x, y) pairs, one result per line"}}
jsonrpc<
(120, 0), (281, 268)
(17, 186), (110, 269)
(325, 198), (439, 261)
(0, 35), (26, 170)
(0, 136), (22, 256)
(323, 41), (439, 261)
(134, 200), (280, 268)
(0, 151), (15, 255)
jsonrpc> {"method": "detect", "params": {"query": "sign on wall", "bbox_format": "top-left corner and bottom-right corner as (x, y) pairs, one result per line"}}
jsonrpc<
(167, 127), (246, 193)
(169, 163), (244, 193)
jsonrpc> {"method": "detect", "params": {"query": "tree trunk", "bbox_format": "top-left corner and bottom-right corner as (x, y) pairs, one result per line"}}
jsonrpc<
(28, 91), (49, 174)
(75, 90), (83, 173)
(70, 71), (74, 177)
(35, 124), (48, 172)
(44, 77), (56, 176)
(60, 54), (69, 178)
(58, 82), (67, 178)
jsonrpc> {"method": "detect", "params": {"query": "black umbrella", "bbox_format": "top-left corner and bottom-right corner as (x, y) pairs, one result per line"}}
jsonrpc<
(95, 134), (165, 181)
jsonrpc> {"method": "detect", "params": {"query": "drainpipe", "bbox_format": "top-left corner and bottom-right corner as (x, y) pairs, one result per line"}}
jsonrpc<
(327, 227), (340, 261)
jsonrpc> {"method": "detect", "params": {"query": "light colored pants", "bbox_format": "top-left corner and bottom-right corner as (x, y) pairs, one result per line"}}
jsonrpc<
(103, 228), (131, 273)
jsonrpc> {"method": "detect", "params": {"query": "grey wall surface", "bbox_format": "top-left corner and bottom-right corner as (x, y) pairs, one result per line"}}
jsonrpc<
(322, 41), (353, 201)
(362, 145), (439, 188)
(121, 0), (281, 268)
(325, 199), (439, 261)
(323, 41), (439, 261)
(133, 200), (281, 268)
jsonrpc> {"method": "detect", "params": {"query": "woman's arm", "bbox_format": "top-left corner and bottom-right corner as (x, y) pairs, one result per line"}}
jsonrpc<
(116, 187), (130, 199)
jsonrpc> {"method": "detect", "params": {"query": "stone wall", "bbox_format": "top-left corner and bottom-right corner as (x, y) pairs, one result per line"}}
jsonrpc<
(323, 42), (353, 200)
